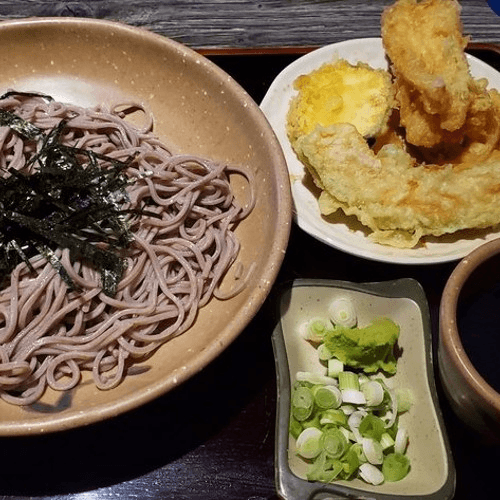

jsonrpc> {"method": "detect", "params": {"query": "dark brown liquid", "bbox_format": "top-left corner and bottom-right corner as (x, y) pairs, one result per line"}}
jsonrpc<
(457, 281), (500, 393)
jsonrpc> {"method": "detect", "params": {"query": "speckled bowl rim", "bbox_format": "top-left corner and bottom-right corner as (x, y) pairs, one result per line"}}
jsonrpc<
(271, 278), (455, 500)
(440, 239), (500, 411)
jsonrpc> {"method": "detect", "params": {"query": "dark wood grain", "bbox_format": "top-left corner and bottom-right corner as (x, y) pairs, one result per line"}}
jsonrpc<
(0, 0), (498, 50)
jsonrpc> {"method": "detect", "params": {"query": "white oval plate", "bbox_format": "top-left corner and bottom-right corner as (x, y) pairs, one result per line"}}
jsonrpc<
(260, 38), (500, 265)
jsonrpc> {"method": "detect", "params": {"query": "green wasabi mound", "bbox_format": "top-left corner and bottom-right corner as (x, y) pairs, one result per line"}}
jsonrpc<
(323, 317), (400, 375)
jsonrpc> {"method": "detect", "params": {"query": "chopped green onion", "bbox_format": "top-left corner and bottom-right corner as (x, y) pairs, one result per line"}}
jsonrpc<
(302, 412), (322, 430)
(304, 317), (331, 342)
(361, 380), (385, 406)
(317, 343), (333, 361)
(329, 297), (357, 328)
(359, 414), (385, 441)
(321, 427), (349, 459)
(319, 408), (348, 427)
(350, 442), (367, 464)
(359, 463), (385, 485)
(382, 452), (411, 482)
(307, 451), (343, 483)
(327, 358), (344, 378)
(338, 371), (360, 391)
(362, 437), (384, 465)
(296, 371), (338, 386)
(347, 410), (366, 429)
(341, 404), (356, 415)
(394, 427), (409, 454)
(339, 426), (356, 443)
(291, 385), (314, 422)
(341, 447), (360, 479)
(313, 385), (342, 410)
(396, 388), (414, 413)
(380, 432), (395, 451)
(384, 388), (399, 428)
(347, 410), (366, 443)
(296, 427), (323, 459)
(341, 389), (366, 405)
(289, 415), (303, 440)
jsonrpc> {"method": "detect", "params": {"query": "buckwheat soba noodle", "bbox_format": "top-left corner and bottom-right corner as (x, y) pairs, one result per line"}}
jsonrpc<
(0, 91), (256, 406)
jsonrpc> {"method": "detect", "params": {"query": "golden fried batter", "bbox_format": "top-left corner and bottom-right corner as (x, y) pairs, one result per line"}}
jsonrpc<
(382, 0), (471, 135)
(295, 124), (500, 248)
(286, 0), (500, 249)
(381, 0), (500, 160)
(287, 59), (394, 145)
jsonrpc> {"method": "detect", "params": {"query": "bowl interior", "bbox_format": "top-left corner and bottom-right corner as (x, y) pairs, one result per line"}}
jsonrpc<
(0, 18), (291, 435)
(455, 252), (500, 400)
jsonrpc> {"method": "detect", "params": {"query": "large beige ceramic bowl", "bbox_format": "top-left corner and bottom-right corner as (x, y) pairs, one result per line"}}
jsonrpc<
(0, 18), (291, 435)
(439, 239), (500, 438)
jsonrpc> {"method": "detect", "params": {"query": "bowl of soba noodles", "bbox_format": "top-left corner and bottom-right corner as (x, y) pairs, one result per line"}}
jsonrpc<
(0, 17), (291, 435)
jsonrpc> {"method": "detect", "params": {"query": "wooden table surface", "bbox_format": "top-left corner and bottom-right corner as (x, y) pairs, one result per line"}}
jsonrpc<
(0, 1), (499, 500)
(0, 0), (499, 51)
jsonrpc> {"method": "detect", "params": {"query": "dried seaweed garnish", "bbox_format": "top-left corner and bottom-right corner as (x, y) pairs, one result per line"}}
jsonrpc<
(0, 90), (54, 103)
(0, 109), (44, 140)
(0, 97), (142, 297)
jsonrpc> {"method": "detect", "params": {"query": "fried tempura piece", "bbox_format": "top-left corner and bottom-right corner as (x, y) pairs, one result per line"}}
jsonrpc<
(294, 123), (500, 248)
(381, 0), (474, 147)
(287, 59), (394, 145)
(408, 81), (500, 165)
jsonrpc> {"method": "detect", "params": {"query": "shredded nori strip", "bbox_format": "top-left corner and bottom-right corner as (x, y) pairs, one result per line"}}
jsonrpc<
(0, 93), (141, 297)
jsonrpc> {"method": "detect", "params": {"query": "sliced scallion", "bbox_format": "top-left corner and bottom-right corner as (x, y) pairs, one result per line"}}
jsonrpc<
(327, 358), (344, 378)
(304, 317), (331, 342)
(394, 427), (409, 455)
(341, 447), (360, 479)
(350, 442), (367, 464)
(362, 437), (384, 465)
(329, 297), (357, 328)
(289, 416), (303, 440)
(380, 432), (395, 451)
(319, 408), (347, 427)
(341, 389), (366, 405)
(317, 343), (333, 361)
(347, 410), (366, 443)
(307, 451), (343, 483)
(396, 388), (414, 413)
(291, 385), (314, 422)
(313, 385), (342, 410)
(359, 463), (385, 485)
(361, 380), (385, 406)
(296, 371), (338, 386)
(296, 427), (323, 459)
(338, 371), (359, 391)
(382, 452), (410, 482)
(383, 388), (399, 429)
(321, 427), (349, 459)
(359, 414), (385, 441)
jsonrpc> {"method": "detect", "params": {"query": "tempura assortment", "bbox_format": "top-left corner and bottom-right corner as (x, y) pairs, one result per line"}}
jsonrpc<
(286, 0), (500, 248)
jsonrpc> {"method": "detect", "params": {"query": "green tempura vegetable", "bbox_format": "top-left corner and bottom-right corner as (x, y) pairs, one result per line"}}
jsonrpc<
(323, 317), (400, 374)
